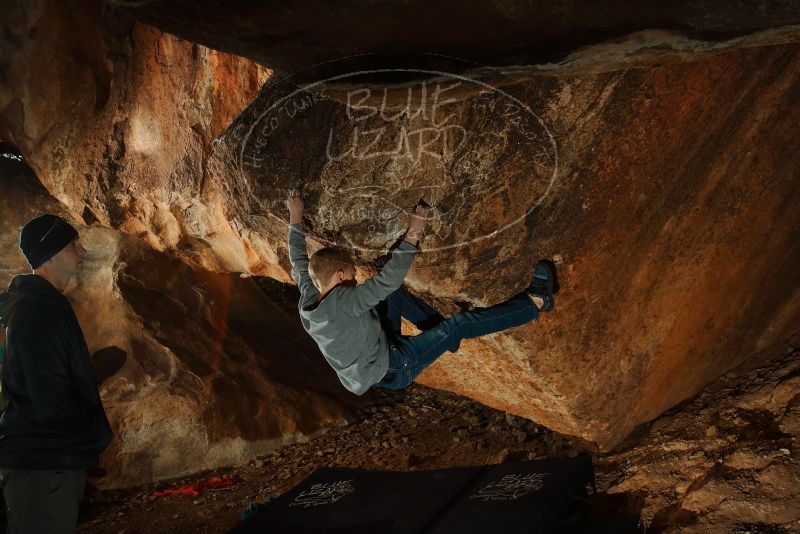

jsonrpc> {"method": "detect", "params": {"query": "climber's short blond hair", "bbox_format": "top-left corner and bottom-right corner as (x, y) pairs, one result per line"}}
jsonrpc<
(309, 247), (354, 289)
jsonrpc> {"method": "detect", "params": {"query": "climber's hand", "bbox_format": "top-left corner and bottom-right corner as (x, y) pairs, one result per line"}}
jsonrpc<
(287, 188), (304, 224)
(404, 202), (430, 246)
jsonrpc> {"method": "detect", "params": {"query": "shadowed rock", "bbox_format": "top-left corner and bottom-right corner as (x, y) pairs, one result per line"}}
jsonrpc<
(92, 346), (128, 386)
(103, 0), (800, 76)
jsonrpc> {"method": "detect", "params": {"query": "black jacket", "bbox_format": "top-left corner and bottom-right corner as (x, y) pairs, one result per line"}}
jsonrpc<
(0, 274), (112, 470)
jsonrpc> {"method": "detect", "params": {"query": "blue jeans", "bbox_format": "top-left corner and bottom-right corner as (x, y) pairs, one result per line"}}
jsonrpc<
(373, 287), (538, 390)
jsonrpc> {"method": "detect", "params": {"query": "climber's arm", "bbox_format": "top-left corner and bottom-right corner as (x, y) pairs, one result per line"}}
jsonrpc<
(286, 189), (320, 305)
(336, 204), (430, 316)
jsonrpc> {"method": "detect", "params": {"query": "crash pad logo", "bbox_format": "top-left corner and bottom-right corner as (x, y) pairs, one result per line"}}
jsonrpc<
(289, 479), (355, 508)
(239, 53), (558, 253)
(469, 472), (548, 502)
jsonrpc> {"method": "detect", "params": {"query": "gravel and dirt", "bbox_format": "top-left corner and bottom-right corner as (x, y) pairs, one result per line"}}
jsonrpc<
(77, 343), (799, 533)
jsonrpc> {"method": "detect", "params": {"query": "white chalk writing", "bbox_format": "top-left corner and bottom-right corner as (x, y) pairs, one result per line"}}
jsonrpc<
(469, 472), (548, 502)
(290, 479), (356, 508)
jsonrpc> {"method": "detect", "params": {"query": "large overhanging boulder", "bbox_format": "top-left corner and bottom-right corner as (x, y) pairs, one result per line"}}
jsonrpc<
(204, 46), (800, 449)
(2, 0), (800, 452)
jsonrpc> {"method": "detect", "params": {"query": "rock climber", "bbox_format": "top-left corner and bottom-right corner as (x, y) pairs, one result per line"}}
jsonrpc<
(285, 189), (557, 395)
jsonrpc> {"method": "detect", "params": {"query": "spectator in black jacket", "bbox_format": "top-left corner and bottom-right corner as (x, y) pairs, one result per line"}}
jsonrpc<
(0, 214), (112, 534)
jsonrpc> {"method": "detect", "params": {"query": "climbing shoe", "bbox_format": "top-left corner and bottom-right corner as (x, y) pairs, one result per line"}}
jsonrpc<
(527, 260), (557, 312)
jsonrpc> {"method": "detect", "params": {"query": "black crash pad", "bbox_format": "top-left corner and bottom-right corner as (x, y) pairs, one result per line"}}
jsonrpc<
(231, 455), (639, 533)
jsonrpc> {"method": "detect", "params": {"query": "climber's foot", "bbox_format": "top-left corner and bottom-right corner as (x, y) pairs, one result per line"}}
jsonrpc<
(527, 260), (556, 312)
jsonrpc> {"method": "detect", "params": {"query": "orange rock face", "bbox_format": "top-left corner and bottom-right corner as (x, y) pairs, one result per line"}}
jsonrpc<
(2, 0), (799, 464)
(0, 155), (353, 489)
(206, 46), (800, 449)
(1, 0), (274, 277)
(0, 1), (352, 489)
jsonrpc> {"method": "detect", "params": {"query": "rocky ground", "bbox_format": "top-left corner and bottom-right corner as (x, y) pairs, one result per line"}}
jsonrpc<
(597, 343), (800, 533)
(74, 341), (799, 534)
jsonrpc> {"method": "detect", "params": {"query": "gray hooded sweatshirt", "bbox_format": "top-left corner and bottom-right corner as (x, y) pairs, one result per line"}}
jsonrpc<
(287, 224), (418, 395)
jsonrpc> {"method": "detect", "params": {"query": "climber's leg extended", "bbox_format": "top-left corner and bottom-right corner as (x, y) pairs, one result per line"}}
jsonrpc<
(374, 260), (557, 390)
(375, 292), (539, 390)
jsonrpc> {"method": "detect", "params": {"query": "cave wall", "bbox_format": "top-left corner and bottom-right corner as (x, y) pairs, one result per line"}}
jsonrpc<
(104, 0), (800, 75)
(0, 0), (277, 278)
(0, 154), (354, 489)
(2, 0), (799, 454)
(0, 1), (356, 489)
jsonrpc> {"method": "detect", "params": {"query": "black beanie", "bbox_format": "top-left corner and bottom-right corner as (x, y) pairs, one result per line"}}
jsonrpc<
(19, 214), (79, 269)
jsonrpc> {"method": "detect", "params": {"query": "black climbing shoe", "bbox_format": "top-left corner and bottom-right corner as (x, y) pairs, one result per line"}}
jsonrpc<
(527, 260), (557, 312)
(542, 259), (560, 295)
